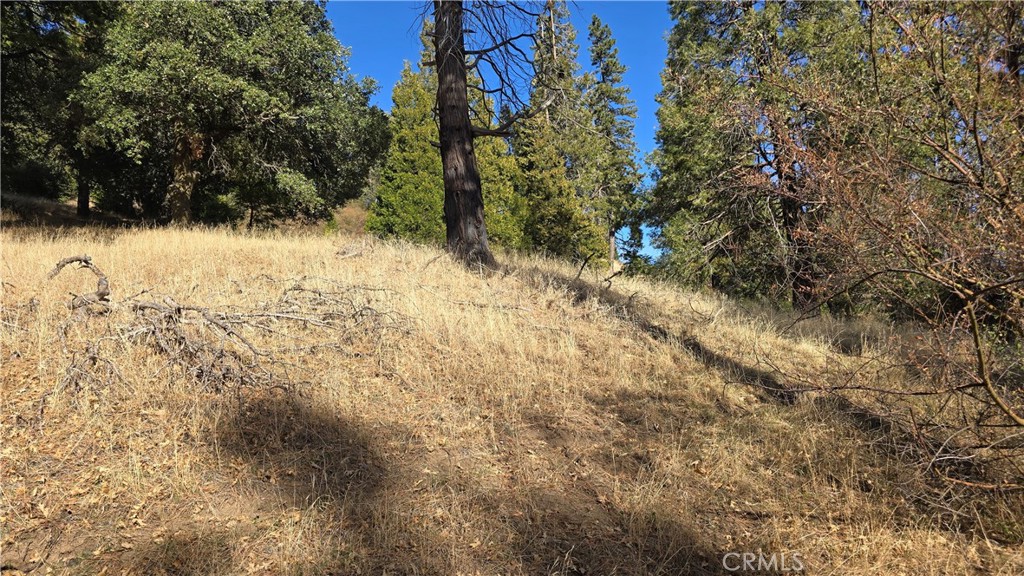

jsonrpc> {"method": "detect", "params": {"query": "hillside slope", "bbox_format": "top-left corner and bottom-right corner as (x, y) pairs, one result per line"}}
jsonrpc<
(2, 227), (1021, 575)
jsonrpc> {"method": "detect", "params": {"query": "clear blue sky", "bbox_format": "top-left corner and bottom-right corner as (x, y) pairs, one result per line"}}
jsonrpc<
(327, 1), (673, 163)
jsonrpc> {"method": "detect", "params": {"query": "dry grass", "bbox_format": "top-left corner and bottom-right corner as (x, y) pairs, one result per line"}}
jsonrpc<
(1, 225), (1021, 575)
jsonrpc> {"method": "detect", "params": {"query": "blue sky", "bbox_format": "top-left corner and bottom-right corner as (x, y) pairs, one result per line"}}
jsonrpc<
(327, 1), (674, 163)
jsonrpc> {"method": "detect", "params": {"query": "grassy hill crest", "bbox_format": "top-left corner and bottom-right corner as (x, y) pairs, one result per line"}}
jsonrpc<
(2, 224), (1021, 575)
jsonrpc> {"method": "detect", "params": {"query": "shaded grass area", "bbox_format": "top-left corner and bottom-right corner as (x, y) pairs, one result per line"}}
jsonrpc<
(1, 193), (130, 230)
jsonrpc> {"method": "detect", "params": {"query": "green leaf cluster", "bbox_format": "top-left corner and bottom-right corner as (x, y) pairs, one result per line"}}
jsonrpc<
(2, 0), (388, 225)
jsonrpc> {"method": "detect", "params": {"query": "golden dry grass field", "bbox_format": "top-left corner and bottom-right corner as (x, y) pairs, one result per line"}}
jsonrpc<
(1, 222), (1022, 575)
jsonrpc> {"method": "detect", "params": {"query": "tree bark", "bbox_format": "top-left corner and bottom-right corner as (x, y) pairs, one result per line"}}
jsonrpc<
(168, 130), (199, 224)
(71, 143), (90, 218)
(433, 0), (496, 267)
(76, 184), (91, 218)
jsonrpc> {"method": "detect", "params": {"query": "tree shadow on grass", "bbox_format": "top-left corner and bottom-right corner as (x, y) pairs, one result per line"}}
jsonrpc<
(513, 265), (798, 404)
(212, 388), (386, 510)
(207, 385), (733, 574)
(209, 388), (461, 574)
(465, 405), (733, 575)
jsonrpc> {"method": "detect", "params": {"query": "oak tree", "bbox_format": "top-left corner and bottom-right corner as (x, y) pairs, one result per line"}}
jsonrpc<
(75, 1), (387, 224)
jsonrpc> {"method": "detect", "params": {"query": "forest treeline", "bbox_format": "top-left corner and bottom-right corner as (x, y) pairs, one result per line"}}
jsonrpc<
(3, 0), (1022, 331)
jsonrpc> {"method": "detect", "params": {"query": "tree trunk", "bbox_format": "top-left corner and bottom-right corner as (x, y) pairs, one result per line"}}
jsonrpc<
(71, 145), (90, 218)
(76, 184), (91, 218)
(168, 131), (199, 224)
(608, 230), (619, 270)
(433, 0), (496, 267)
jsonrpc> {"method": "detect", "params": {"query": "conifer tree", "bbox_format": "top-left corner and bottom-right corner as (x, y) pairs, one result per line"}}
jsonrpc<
(585, 15), (642, 263)
(367, 62), (445, 243)
(516, 114), (598, 258)
(514, 0), (605, 261)
(369, 26), (526, 249)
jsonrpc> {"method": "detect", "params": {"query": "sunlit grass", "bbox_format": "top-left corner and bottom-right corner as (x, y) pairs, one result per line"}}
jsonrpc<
(1, 225), (1020, 575)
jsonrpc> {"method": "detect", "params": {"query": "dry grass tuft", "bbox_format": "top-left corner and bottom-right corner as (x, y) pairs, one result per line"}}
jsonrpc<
(2, 226), (1021, 575)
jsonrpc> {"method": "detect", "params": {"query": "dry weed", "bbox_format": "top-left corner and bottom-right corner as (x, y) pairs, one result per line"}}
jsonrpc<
(1, 227), (1020, 575)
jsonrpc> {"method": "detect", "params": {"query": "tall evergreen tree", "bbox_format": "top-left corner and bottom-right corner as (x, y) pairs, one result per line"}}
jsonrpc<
(516, 115), (598, 258)
(514, 0), (605, 261)
(475, 112), (529, 251)
(585, 15), (642, 263)
(367, 62), (444, 243)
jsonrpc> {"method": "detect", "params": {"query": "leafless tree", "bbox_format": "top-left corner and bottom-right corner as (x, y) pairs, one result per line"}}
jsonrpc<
(791, 1), (1024, 488)
(428, 1), (548, 267)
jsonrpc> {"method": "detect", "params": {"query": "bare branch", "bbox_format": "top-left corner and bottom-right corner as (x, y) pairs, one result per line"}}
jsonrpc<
(48, 255), (111, 311)
(465, 31), (533, 56)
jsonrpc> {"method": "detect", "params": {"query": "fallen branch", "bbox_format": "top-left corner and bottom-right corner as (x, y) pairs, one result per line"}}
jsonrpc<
(48, 254), (110, 311)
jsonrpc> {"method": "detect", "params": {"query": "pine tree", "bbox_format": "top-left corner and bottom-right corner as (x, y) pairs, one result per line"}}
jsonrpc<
(585, 15), (642, 264)
(514, 0), (604, 261)
(516, 115), (598, 259)
(474, 108), (528, 251)
(369, 28), (526, 249)
(367, 62), (445, 243)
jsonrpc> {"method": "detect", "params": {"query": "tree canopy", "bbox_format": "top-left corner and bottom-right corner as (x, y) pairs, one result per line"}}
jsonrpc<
(76, 0), (388, 224)
(2, 0), (388, 225)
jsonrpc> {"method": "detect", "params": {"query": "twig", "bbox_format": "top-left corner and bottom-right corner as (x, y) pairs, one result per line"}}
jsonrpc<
(573, 254), (593, 282)
(966, 301), (1024, 426)
(602, 269), (623, 290)
(421, 254), (445, 272)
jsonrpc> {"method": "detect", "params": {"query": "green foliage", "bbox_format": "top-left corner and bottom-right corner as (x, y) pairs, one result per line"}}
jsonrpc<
(477, 132), (529, 251)
(649, 0), (866, 303)
(367, 63), (445, 243)
(516, 114), (603, 259)
(513, 1), (607, 262)
(66, 0), (387, 224)
(650, 0), (1024, 334)
(1, 1), (120, 204)
(585, 15), (642, 260)
(368, 57), (527, 249)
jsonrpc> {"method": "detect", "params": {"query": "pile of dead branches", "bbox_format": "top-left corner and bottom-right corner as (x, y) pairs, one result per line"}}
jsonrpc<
(47, 256), (408, 395)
